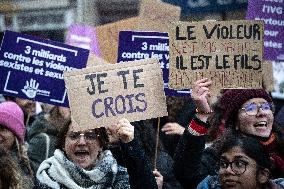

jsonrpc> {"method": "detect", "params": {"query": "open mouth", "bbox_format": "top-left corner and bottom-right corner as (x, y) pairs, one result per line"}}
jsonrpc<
(254, 121), (267, 128)
(74, 150), (90, 159)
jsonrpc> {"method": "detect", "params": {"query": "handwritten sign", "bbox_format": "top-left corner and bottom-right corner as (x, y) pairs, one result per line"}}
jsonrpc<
(246, 0), (284, 62)
(66, 24), (100, 56)
(138, 0), (181, 32)
(0, 30), (89, 107)
(169, 20), (264, 90)
(64, 58), (168, 130)
(118, 30), (190, 96)
(96, 17), (139, 64)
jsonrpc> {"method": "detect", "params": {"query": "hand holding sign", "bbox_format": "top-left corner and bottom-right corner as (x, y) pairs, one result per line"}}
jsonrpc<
(106, 118), (134, 144)
(22, 78), (39, 98)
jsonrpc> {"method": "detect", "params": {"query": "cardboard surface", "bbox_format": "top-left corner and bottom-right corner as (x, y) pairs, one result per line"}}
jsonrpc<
(138, 0), (181, 32)
(0, 30), (89, 107)
(169, 20), (264, 91)
(96, 17), (139, 64)
(64, 58), (168, 131)
(87, 53), (109, 67)
(262, 61), (274, 91)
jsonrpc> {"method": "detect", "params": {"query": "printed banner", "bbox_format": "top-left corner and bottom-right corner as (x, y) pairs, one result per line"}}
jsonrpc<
(117, 30), (190, 96)
(246, 0), (284, 62)
(66, 24), (101, 56)
(64, 58), (168, 130)
(0, 30), (89, 107)
(169, 20), (264, 90)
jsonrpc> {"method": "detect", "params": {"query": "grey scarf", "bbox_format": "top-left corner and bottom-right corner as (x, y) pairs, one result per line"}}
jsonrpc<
(36, 149), (130, 189)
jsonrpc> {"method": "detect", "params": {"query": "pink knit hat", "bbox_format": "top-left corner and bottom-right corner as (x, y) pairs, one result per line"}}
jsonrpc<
(0, 102), (25, 142)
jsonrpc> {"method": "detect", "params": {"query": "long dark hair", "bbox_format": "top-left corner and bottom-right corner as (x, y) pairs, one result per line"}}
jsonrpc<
(217, 134), (272, 171)
(0, 147), (24, 189)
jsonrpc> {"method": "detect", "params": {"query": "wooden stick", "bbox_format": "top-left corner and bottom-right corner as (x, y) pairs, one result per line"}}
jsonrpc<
(153, 117), (160, 170)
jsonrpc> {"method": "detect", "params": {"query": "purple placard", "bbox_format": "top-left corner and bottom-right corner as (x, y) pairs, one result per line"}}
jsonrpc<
(66, 24), (100, 56)
(0, 30), (89, 107)
(246, 0), (284, 62)
(117, 31), (190, 96)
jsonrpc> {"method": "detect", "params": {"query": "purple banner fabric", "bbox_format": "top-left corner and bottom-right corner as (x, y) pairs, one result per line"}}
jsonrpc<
(0, 30), (89, 107)
(117, 31), (190, 96)
(246, 0), (284, 62)
(66, 24), (100, 56)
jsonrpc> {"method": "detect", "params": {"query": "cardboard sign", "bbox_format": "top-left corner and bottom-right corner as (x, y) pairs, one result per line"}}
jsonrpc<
(87, 53), (109, 67)
(262, 61), (274, 92)
(138, 0), (181, 32)
(66, 24), (101, 56)
(117, 30), (190, 96)
(64, 58), (168, 130)
(168, 20), (264, 91)
(0, 30), (89, 107)
(96, 17), (139, 64)
(246, 0), (284, 62)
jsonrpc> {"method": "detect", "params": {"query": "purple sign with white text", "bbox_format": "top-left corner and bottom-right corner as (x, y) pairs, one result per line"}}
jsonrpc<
(66, 24), (100, 56)
(117, 31), (190, 96)
(246, 0), (284, 62)
(0, 30), (89, 107)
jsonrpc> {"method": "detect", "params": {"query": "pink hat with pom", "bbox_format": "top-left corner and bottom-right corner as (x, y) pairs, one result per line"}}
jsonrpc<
(0, 102), (25, 142)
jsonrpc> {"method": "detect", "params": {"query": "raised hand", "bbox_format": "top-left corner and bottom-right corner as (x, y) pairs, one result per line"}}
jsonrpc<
(161, 122), (185, 135)
(191, 78), (212, 113)
(105, 118), (134, 144)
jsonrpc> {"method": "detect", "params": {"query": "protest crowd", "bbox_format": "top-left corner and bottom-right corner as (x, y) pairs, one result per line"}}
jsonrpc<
(0, 0), (284, 188)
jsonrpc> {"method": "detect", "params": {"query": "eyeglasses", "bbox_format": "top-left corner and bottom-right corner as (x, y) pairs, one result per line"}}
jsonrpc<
(67, 130), (98, 142)
(240, 102), (274, 116)
(218, 159), (249, 175)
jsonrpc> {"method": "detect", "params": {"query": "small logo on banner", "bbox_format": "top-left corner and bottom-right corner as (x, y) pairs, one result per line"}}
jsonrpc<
(21, 78), (50, 98)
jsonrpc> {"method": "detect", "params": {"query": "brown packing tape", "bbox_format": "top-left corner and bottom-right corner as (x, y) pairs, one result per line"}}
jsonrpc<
(168, 20), (264, 90)
(138, 0), (181, 32)
(96, 17), (140, 64)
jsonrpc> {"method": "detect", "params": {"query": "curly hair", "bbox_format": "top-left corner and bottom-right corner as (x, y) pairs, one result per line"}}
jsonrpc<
(0, 147), (24, 189)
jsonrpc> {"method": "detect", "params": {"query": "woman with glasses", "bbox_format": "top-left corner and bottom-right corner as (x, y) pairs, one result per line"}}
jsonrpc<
(173, 78), (284, 189)
(196, 135), (284, 189)
(34, 118), (133, 189)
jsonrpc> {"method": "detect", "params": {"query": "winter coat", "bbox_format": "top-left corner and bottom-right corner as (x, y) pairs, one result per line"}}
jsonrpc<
(156, 151), (183, 189)
(27, 114), (58, 172)
(173, 117), (284, 189)
(196, 175), (284, 189)
(111, 136), (158, 189)
(34, 149), (130, 189)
